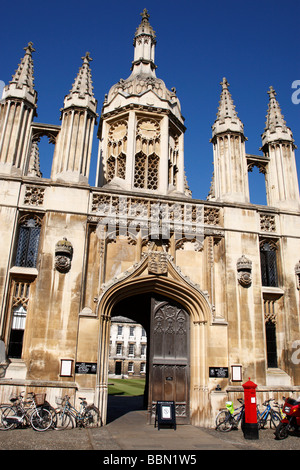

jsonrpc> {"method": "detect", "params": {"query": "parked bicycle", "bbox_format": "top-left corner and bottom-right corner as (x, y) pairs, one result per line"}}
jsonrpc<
(215, 398), (245, 432)
(54, 395), (101, 430)
(273, 399), (286, 420)
(0, 391), (53, 432)
(256, 398), (281, 429)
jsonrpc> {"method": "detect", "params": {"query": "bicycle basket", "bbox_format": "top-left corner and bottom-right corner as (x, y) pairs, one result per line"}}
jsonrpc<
(225, 401), (234, 414)
(34, 393), (46, 406)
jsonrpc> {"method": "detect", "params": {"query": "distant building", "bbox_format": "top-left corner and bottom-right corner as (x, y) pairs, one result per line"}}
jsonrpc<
(109, 316), (147, 377)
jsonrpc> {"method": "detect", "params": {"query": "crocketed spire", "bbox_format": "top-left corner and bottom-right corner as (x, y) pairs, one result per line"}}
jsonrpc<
(265, 86), (287, 132)
(63, 52), (97, 114)
(212, 77), (244, 137)
(3, 42), (37, 105)
(261, 86), (294, 146)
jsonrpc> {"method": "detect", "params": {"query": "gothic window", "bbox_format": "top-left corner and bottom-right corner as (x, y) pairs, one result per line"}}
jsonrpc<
(134, 152), (146, 188)
(264, 299), (278, 368)
(7, 281), (31, 358)
(117, 153), (126, 179)
(147, 154), (159, 190)
(260, 240), (278, 287)
(107, 156), (115, 182)
(266, 320), (278, 368)
(134, 152), (159, 190)
(107, 153), (126, 183)
(15, 215), (42, 268)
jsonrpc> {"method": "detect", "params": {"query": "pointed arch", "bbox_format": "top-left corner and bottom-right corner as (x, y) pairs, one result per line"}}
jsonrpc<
(98, 271), (210, 325)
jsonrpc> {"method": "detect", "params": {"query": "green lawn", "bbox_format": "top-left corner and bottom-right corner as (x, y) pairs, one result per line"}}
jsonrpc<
(108, 378), (146, 396)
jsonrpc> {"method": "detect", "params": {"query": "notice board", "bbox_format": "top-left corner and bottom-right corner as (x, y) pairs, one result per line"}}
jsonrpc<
(155, 401), (176, 430)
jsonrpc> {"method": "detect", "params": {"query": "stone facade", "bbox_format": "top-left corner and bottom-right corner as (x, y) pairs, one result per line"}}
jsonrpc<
(0, 10), (300, 427)
(109, 316), (147, 378)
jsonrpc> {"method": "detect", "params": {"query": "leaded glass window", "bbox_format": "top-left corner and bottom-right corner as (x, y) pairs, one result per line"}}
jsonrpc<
(8, 281), (31, 358)
(260, 240), (278, 287)
(15, 216), (41, 268)
(264, 299), (278, 368)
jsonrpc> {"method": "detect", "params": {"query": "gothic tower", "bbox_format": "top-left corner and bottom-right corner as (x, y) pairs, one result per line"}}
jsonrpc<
(210, 77), (249, 203)
(261, 86), (300, 211)
(51, 52), (98, 183)
(0, 42), (37, 176)
(96, 9), (188, 196)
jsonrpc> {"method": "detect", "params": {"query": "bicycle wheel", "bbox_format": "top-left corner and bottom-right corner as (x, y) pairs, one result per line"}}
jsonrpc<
(30, 407), (52, 431)
(53, 409), (73, 430)
(215, 410), (233, 432)
(82, 405), (101, 428)
(270, 410), (281, 429)
(0, 405), (17, 430)
(257, 416), (267, 429)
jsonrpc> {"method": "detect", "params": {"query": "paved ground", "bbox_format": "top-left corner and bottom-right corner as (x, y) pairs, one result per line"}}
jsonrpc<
(0, 395), (299, 456)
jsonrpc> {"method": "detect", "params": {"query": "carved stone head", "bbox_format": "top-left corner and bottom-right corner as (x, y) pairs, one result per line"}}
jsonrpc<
(55, 238), (73, 273)
(237, 255), (252, 287)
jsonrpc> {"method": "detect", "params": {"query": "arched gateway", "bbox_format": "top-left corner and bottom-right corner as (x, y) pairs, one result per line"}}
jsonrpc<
(95, 251), (212, 426)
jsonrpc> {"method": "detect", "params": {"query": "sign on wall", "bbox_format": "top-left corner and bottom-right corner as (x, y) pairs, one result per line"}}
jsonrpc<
(209, 367), (229, 378)
(75, 362), (97, 374)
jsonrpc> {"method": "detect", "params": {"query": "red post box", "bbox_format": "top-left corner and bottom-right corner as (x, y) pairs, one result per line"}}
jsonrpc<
(242, 378), (259, 440)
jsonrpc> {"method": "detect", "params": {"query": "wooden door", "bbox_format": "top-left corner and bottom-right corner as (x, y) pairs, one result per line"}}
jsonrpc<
(149, 296), (190, 424)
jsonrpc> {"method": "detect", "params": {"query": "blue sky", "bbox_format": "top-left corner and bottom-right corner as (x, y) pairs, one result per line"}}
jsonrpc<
(1, 0), (299, 203)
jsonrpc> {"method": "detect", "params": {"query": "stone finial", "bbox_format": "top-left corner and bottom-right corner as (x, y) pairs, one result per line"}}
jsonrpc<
(141, 8), (150, 22)
(134, 8), (156, 39)
(212, 77), (244, 136)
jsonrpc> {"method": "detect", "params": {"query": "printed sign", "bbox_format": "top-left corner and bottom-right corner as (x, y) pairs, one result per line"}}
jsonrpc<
(75, 362), (97, 374)
(155, 401), (176, 430)
(209, 367), (229, 378)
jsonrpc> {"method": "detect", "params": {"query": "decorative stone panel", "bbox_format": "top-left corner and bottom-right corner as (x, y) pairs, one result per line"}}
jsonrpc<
(260, 213), (276, 232)
(24, 186), (45, 206)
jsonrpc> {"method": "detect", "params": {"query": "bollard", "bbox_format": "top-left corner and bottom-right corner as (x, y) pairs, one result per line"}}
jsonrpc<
(242, 378), (259, 440)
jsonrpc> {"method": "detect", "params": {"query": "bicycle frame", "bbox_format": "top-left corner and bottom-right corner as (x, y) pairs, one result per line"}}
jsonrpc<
(2, 391), (52, 430)
(57, 396), (88, 426)
(257, 402), (272, 422)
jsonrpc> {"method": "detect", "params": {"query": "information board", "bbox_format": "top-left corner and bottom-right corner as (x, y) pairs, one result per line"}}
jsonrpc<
(209, 367), (229, 378)
(75, 362), (97, 374)
(155, 401), (176, 430)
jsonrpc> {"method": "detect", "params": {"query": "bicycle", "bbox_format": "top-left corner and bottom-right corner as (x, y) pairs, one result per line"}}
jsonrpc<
(0, 391), (53, 432)
(256, 398), (281, 429)
(215, 398), (245, 432)
(54, 395), (101, 430)
(273, 399), (286, 420)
